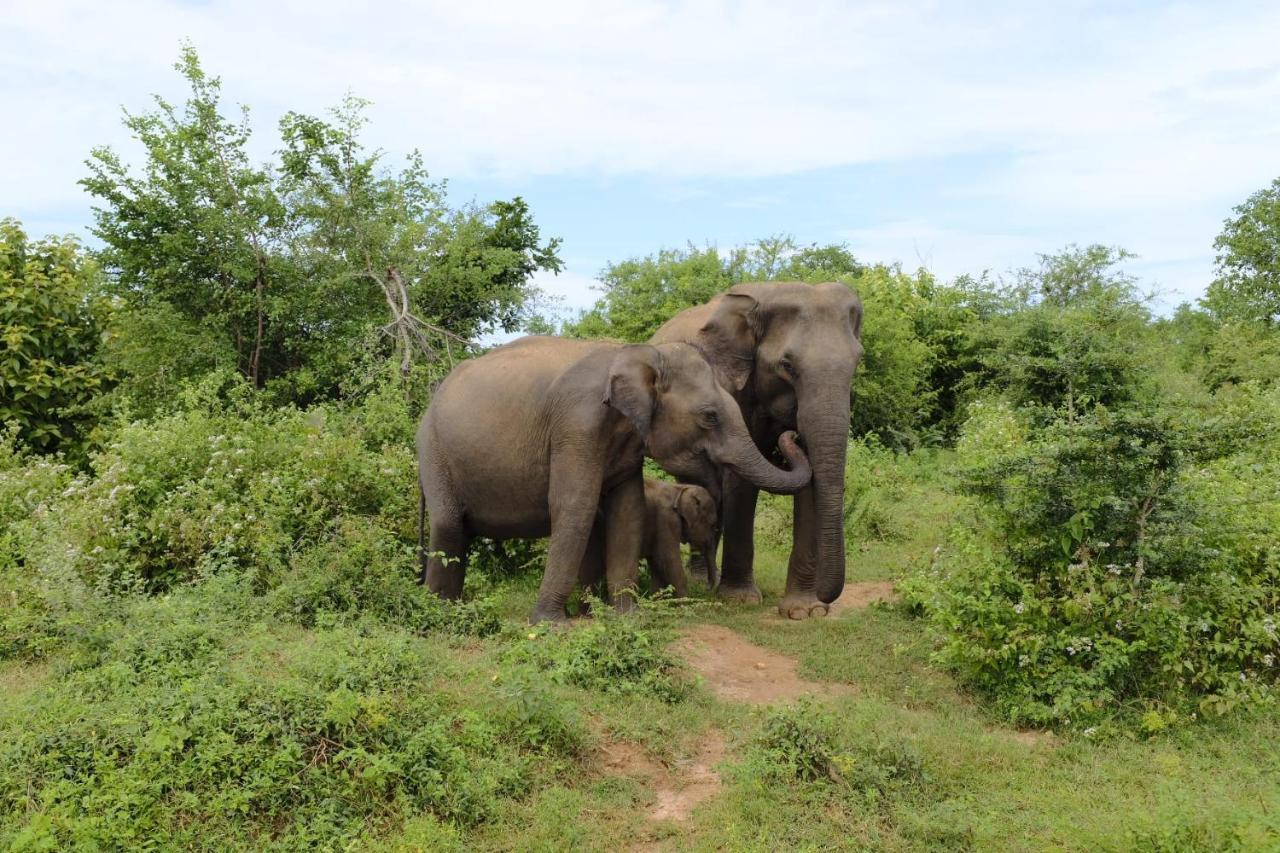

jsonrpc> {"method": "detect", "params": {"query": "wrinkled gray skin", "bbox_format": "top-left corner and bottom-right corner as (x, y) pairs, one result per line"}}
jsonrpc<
(642, 480), (720, 597)
(417, 336), (812, 623)
(651, 283), (863, 620)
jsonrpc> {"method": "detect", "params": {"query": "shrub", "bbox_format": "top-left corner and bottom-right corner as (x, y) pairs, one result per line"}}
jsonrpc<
(17, 391), (415, 597)
(269, 518), (501, 637)
(904, 390), (1280, 727)
(0, 219), (110, 455)
(503, 598), (692, 703)
(744, 700), (926, 800)
(0, 575), (580, 851)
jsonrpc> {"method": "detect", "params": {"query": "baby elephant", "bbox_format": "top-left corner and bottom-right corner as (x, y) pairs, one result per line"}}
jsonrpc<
(642, 479), (718, 598)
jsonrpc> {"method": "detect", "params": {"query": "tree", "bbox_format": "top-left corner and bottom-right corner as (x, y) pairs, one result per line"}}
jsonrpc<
(82, 45), (288, 390)
(976, 245), (1151, 415)
(0, 220), (110, 453)
(1205, 176), (1280, 324)
(83, 46), (562, 404)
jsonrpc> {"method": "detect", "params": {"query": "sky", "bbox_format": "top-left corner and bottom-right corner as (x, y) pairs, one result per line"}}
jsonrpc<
(4, 0), (1280, 319)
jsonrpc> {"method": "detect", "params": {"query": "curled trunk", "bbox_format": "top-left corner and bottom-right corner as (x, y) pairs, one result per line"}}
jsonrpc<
(718, 429), (811, 495)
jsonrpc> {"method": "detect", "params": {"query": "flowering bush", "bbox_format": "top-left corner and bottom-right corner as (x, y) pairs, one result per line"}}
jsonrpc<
(903, 388), (1280, 728)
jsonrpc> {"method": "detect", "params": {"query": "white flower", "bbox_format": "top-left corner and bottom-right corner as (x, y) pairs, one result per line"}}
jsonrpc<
(1199, 621), (1211, 633)
(1240, 672), (1248, 682)
(1263, 655), (1275, 667)
(1018, 655), (1030, 668)
(1014, 603), (1025, 614)
(1082, 727), (1097, 737)
(1066, 646), (1076, 656)
(1263, 618), (1276, 637)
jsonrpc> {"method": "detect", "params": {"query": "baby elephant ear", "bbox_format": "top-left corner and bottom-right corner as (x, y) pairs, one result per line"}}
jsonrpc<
(604, 345), (660, 438)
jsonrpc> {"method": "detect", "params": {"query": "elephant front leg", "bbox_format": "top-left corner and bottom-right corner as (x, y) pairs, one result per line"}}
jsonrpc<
(779, 484), (829, 619)
(716, 471), (761, 604)
(533, 464), (605, 624)
(603, 474), (644, 613)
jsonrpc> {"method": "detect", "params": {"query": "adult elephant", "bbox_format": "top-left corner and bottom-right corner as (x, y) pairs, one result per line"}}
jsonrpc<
(417, 336), (812, 622)
(650, 282), (863, 619)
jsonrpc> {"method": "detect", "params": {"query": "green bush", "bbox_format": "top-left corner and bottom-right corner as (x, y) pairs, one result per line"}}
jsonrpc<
(743, 700), (926, 799)
(503, 599), (692, 703)
(269, 518), (500, 637)
(904, 390), (1280, 728)
(0, 219), (110, 455)
(0, 591), (579, 851)
(17, 387), (415, 597)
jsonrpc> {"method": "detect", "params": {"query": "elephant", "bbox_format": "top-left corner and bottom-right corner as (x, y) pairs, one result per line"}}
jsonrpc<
(416, 336), (812, 623)
(650, 282), (863, 620)
(644, 479), (719, 595)
(640, 479), (719, 597)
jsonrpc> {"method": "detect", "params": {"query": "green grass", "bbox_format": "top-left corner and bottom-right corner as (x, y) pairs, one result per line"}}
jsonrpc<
(3, 450), (1277, 850)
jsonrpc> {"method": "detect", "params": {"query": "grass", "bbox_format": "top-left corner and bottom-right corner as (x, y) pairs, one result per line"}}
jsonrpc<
(2, 450), (1277, 850)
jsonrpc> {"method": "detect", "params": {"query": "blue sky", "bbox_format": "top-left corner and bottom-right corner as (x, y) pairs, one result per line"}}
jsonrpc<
(5, 1), (1280, 319)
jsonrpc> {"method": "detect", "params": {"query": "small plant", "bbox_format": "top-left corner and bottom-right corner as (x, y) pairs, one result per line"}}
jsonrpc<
(502, 596), (692, 703)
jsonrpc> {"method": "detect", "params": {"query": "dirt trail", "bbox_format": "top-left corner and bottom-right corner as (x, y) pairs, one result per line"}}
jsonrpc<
(672, 623), (855, 705)
(598, 731), (728, 826)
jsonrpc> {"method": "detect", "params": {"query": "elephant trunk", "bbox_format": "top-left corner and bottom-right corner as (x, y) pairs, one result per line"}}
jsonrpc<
(718, 429), (811, 495)
(799, 395), (851, 604)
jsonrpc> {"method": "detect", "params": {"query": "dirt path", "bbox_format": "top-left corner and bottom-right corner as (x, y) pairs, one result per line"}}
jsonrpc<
(672, 623), (855, 705)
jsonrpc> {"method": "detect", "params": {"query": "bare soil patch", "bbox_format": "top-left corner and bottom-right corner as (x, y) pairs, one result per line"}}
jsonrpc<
(830, 580), (898, 614)
(672, 624), (854, 705)
(596, 731), (727, 827)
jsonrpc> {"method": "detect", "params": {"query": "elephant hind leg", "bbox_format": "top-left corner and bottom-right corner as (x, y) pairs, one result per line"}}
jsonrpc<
(424, 512), (470, 600)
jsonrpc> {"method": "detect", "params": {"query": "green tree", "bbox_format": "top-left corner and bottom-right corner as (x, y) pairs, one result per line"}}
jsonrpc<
(83, 47), (562, 407)
(1205, 176), (1280, 324)
(977, 245), (1150, 415)
(82, 45), (289, 390)
(0, 220), (110, 453)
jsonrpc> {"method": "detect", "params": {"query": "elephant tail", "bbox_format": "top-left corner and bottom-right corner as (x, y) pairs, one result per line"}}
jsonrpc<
(416, 478), (427, 584)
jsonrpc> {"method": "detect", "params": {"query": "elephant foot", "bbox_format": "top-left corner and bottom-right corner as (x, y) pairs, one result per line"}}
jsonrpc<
(529, 604), (569, 624)
(778, 592), (830, 621)
(716, 582), (763, 605)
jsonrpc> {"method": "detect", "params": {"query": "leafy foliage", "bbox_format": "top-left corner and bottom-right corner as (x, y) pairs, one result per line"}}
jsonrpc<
(904, 390), (1280, 728)
(503, 598), (693, 703)
(82, 46), (560, 405)
(1205, 175), (1280, 324)
(0, 220), (110, 454)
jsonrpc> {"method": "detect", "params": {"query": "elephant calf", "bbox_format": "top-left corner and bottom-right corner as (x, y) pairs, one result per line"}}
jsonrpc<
(640, 479), (718, 598)
(416, 336), (811, 623)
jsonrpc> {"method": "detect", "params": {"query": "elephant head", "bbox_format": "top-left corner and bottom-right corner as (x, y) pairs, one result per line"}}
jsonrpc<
(604, 342), (811, 497)
(672, 483), (719, 586)
(696, 282), (863, 603)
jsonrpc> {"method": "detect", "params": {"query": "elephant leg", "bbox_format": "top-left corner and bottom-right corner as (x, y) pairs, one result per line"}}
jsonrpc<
(716, 471), (761, 604)
(424, 512), (470, 600)
(650, 517), (689, 599)
(603, 474), (644, 614)
(576, 516), (606, 617)
(687, 527), (720, 587)
(532, 461), (604, 624)
(779, 484), (829, 619)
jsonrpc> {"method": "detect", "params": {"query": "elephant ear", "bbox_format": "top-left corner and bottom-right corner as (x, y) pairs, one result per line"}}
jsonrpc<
(604, 346), (662, 438)
(671, 485), (694, 541)
(696, 288), (760, 393)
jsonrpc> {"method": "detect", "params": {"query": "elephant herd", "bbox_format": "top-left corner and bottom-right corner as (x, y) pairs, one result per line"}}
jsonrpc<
(416, 281), (864, 623)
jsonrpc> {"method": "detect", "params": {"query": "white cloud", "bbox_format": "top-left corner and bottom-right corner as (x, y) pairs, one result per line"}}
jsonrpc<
(3, 0), (1279, 306)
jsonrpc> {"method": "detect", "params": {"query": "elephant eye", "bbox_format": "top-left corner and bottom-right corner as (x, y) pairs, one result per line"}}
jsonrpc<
(779, 357), (798, 378)
(699, 408), (720, 428)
